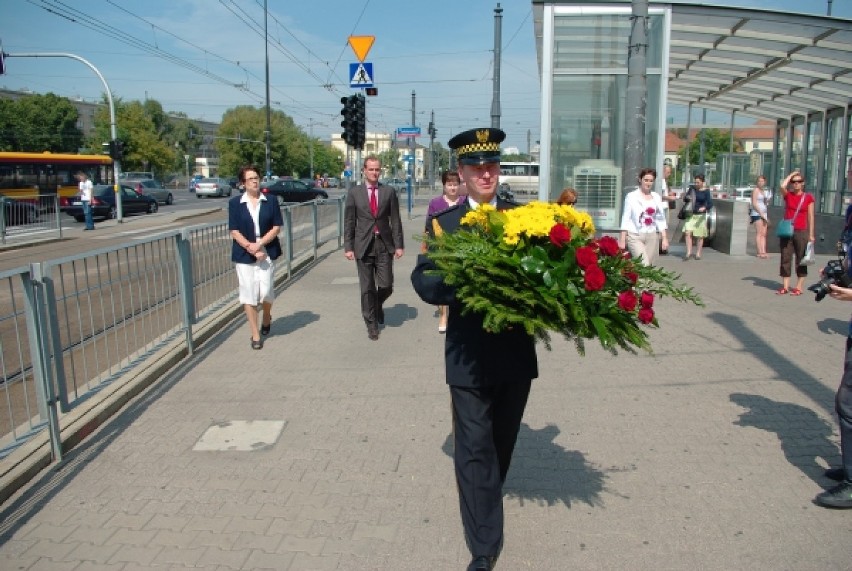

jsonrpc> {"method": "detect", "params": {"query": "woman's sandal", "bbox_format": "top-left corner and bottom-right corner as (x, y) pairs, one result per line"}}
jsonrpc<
(775, 288), (789, 295)
(251, 338), (263, 350)
(790, 288), (803, 296)
(260, 321), (271, 336)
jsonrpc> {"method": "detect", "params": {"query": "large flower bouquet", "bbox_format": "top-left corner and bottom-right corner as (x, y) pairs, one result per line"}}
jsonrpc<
(422, 201), (703, 354)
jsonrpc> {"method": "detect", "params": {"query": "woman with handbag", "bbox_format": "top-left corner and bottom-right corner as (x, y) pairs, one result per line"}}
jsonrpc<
(681, 174), (713, 260)
(776, 170), (815, 296)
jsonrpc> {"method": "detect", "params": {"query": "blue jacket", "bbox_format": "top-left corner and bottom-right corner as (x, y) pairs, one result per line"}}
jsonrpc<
(228, 194), (284, 264)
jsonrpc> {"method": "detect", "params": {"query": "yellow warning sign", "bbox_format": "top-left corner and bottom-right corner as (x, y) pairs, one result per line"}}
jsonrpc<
(348, 36), (375, 63)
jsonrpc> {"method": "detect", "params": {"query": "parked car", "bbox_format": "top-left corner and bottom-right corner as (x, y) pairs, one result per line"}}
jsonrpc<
(188, 174), (204, 192)
(1, 198), (39, 226)
(123, 178), (174, 205)
(226, 177), (240, 191)
(195, 178), (233, 198)
(299, 178), (317, 188)
(325, 177), (340, 188)
(65, 185), (158, 222)
(382, 178), (407, 194)
(119, 171), (155, 180)
(261, 179), (328, 204)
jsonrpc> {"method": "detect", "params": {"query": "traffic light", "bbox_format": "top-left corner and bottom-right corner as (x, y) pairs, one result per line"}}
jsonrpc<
(351, 93), (366, 150)
(340, 95), (357, 146)
(107, 139), (124, 161)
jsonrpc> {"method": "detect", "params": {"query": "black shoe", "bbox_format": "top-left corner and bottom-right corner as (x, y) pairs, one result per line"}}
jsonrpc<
(368, 326), (379, 341)
(467, 556), (495, 571)
(251, 338), (263, 350)
(824, 467), (846, 482)
(260, 321), (271, 336)
(814, 481), (852, 509)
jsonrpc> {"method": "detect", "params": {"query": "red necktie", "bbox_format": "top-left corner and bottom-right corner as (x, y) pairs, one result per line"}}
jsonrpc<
(369, 187), (378, 217)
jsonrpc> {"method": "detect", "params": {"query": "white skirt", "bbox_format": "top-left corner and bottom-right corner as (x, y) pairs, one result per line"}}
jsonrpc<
(235, 258), (275, 305)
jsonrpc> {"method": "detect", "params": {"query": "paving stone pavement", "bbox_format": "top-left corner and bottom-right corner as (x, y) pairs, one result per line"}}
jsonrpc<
(1, 207), (851, 570)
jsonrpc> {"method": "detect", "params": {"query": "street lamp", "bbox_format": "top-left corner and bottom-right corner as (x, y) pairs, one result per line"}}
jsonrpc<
(184, 154), (190, 181)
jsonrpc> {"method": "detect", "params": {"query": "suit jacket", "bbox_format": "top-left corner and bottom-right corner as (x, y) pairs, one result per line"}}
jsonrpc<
(344, 183), (404, 258)
(411, 199), (538, 388)
(228, 194), (284, 264)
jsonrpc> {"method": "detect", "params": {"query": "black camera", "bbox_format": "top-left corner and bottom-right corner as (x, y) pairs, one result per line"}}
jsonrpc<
(807, 258), (852, 301)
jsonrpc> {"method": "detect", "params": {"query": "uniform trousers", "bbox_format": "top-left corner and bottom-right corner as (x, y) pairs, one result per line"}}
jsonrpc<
(838, 338), (852, 481)
(450, 378), (532, 556)
(355, 235), (393, 325)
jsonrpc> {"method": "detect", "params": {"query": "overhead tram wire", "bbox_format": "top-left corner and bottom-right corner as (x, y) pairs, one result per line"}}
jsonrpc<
(27, 0), (265, 103)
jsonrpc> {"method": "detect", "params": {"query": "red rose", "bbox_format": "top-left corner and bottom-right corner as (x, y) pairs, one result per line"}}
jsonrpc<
(596, 236), (620, 257)
(617, 290), (638, 311)
(624, 271), (638, 285)
(638, 307), (655, 324)
(575, 246), (599, 269)
(549, 224), (572, 247)
(584, 265), (606, 291)
(643, 216), (653, 226)
(646, 207), (656, 215)
(640, 291), (654, 309)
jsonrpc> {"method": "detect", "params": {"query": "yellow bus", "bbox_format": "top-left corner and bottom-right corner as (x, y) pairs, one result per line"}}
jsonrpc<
(0, 152), (114, 209)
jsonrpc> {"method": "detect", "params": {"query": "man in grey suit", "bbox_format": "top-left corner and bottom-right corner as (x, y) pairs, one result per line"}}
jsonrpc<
(344, 156), (405, 340)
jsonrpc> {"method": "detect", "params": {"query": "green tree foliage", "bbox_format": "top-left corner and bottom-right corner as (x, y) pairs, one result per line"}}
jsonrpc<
(685, 128), (742, 166)
(0, 93), (83, 152)
(86, 97), (182, 176)
(216, 106), (342, 178)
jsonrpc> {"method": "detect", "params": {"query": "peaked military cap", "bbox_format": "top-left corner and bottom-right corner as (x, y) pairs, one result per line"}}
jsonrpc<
(448, 128), (505, 165)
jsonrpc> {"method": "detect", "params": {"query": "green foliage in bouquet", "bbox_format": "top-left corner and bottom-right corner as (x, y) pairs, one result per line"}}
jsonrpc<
(422, 202), (703, 355)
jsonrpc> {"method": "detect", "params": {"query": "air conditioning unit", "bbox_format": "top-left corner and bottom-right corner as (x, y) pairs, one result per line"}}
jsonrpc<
(572, 160), (622, 229)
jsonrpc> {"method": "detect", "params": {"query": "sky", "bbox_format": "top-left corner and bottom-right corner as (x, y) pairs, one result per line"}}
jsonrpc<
(0, 0), (850, 153)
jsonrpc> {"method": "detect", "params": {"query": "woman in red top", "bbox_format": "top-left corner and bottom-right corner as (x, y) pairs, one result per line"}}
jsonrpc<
(776, 170), (815, 296)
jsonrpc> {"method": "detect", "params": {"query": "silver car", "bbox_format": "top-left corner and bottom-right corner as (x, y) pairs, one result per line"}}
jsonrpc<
(123, 178), (174, 205)
(195, 178), (232, 198)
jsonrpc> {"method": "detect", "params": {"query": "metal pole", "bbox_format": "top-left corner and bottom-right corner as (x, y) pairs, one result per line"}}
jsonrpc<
(7, 52), (123, 221)
(491, 3), (503, 129)
(623, 0), (648, 194)
(309, 119), (314, 180)
(264, 0), (272, 179)
(408, 90), (415, 217)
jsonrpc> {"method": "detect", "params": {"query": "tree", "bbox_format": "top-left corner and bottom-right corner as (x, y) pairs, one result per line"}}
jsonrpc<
(0, 93), (83, 152)
(87, 97), (176, 176)
(685, 128), (742, 168)
(215, 106), (343, 178)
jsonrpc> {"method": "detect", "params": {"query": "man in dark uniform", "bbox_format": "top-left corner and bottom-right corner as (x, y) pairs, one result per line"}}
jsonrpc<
(411, 128), (539, 571)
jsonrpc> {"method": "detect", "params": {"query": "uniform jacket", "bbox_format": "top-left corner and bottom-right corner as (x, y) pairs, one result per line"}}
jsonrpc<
(411, 199), (538, 388)
(344, 183), (405, 258)
(228, 193), (284, 264)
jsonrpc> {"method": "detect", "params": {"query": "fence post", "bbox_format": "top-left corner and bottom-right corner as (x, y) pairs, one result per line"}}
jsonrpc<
(312, 202), (319, 259)
(175, 230), (196, 355)
(284, 207), (293, 279)
(23, 264), (63, 462)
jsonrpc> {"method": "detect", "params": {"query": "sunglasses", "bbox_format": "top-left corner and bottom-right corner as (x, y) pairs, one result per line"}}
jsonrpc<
(791, 179), (804, 184)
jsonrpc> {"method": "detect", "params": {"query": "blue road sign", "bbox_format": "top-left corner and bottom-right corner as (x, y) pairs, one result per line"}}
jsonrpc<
(349, 62), (374, 88)
(396, 126), (421, 138)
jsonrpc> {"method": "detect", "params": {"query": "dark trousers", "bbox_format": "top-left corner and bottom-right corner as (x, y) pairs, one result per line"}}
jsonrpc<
(779, 230), (808, 278)
(450, 379), (532, 557)
(838, 339), (852, 481)
(356, 235), (393, 326)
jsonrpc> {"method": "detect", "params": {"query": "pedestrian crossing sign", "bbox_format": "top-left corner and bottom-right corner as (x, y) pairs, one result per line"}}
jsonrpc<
(349, 62), (374, 88)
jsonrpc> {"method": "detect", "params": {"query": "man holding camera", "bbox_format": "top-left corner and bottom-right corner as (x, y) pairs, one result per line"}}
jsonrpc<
(815, 256), (852, 508)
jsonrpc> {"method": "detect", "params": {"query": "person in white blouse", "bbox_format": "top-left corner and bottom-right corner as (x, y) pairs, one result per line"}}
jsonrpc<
(618, 168), (669, 266)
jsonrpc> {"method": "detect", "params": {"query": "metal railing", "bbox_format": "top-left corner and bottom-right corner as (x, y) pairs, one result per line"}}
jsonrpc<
(0, 197), (344, 464)
(0, 195), (63, 245)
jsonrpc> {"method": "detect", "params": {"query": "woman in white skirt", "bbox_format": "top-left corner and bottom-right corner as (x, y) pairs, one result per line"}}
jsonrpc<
(228, 165), (284, 349)
(618, 167), (669, 266)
